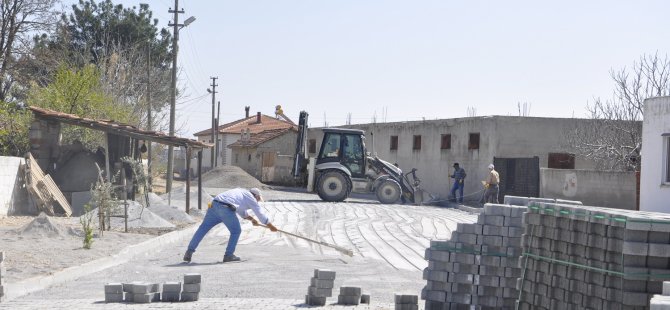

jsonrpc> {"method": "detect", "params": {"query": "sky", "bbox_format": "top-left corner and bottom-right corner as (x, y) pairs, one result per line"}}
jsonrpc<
(68, 0), (670, 137)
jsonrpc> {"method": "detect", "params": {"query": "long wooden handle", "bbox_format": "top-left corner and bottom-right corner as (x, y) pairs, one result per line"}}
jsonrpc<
(259, 225), (354, 257)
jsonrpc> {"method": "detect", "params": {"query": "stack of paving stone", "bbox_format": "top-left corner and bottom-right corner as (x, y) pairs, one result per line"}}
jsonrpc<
(650, 281), (670, 309)
(182, 273), (201, 302)
(306, 269), (336, 306)
(105, 273), (201, 303)
(422, 203), (526, 310)
(517, 202), (670, 310)
(338, 286), (361, 305)
(395, 294), (419, 310)
(120, 282), (161, 303)
(162, 281), (181, 302)
(0, 252), (5, 302)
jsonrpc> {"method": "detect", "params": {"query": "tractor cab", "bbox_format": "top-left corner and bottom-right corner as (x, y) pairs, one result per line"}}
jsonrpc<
(316, 128), (367, 178)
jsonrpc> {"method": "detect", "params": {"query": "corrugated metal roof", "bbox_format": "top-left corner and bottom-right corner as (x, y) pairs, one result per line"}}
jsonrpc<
(29, 106), (212, 149)
(228, 128), (296, 148)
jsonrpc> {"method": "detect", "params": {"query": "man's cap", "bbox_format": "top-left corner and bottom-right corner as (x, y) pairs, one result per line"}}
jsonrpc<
(453, 163), (459, 167)
(488, 164), (495, 169)
(250, 188), (263, 201)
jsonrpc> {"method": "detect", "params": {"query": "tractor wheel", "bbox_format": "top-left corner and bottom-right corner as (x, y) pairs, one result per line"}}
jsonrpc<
(376, 179), (402, 204)
(316, 170), (351, 202)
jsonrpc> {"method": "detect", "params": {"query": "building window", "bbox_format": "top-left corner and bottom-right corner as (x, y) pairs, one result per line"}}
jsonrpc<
(390, 136), (398, 151)
(413, 135), (422, 150)
(441, 134), (451, 150)
(548, 153), (575, 169)
(665, 136), (670, 183)
(468, 133), (480, 150)
(308, 139), (316, 154)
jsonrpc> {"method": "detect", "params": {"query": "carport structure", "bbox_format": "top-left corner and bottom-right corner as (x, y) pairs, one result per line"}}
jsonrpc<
(28, 106), (212, 213)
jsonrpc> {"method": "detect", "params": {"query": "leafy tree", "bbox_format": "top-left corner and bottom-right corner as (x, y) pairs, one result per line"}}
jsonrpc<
(0, 101), (31, 156)
(29, 64), (135, 149)
(0, 0), (58, 102)
(566, 53), (669, 171)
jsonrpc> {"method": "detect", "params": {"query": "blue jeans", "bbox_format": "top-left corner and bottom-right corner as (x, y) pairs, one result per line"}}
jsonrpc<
(451, 180), (464, 203)
(187, 201), (241, 256)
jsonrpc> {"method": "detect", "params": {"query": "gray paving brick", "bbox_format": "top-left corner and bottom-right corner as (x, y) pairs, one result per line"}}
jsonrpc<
(180, 292), (199, 302)
(360, 294), (370, 304)
(162, 282), (181, 293)
(313, 269), (336, 280)
(310, 277), (334, 288)
(183, 283), (201, 293)
(104, 283), (123, 294)
(104, 293), (123, 303)
(309, 286), (333, 297)
(305, 294), (326, 306)
(161, 292), (180, 302)
(340, 286), (362, 296)
(183, 273), (202, 284)
(338, 294), (360, 305)
(132, 293), (154, 304)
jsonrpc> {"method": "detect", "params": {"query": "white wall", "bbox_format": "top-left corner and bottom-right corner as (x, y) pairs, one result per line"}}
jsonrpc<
(540, 168), (637, 210)
(640, 96), (670, 212)
(0, 156), (35, 217)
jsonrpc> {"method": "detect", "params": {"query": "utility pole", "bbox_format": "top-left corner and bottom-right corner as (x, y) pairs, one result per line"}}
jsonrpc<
(146, 45), (153, 192)
(209, 76), (218, 168)
(215, 100), (220, 166)
(166, 0), (184, 194)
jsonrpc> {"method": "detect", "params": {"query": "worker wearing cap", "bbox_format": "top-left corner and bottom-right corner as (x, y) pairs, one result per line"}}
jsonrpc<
(480, 164), (500, 205)
(183, 187), (278, 263)
(450, 163), (467, 203)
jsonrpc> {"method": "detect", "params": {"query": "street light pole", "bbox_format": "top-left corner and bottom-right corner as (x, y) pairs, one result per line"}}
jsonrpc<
(166, 1), (195, 194)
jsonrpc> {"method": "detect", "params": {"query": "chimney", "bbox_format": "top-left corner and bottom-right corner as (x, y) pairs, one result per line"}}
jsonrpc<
(256, 112), (262, 124)
(245, 106), (250, 118)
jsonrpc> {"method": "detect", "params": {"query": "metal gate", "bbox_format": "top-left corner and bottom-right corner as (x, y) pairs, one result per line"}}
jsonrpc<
(493, 156), (540, 199)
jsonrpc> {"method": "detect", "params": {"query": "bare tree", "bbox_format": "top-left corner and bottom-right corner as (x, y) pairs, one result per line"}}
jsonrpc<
(566, 53), (670, 171)
(0, 0), (58, 101)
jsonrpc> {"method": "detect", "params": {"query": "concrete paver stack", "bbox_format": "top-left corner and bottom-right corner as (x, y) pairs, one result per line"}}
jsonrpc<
(422, 203), (526, 309)
(1, 252), (5, 302)
(517, 202), (670, 309)
(306, 269), (336, 306)
(338, 286), (362, 305)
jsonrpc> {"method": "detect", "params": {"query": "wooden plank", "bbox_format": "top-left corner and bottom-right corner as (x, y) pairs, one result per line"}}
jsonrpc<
(25, 153), (72, 217)
(43, 175), (72, 216)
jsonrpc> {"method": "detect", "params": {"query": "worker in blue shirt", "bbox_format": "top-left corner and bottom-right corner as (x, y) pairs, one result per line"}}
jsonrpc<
(183, 188), (278, 263)
(450, 163), (467, 203)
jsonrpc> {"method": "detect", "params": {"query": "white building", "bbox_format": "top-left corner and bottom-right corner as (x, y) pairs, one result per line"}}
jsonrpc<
(640, 96), (670, 212)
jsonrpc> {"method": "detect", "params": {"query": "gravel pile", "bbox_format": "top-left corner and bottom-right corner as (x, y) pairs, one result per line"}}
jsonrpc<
(199, 166), (266, 189)
(17, 213), (66, 238)
(146, 192), (196, 224)
(84, 201), (175, 230)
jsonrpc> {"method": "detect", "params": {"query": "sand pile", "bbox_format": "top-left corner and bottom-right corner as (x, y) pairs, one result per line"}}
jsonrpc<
(146, 192), (196, 224)
(200, 165), (266, 189)
(17, 212), (66, 238)
(84, 201), (175, 230)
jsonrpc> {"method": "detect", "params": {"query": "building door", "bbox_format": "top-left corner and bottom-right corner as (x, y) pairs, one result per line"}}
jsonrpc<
(493, 157), (540, 199)
(261, 152), (276, 183)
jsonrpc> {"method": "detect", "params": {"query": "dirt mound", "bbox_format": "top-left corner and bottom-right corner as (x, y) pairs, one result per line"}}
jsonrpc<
(84, 201), (175, 230)
(17, 213), (65, 238)
(200, 166), (266, 189)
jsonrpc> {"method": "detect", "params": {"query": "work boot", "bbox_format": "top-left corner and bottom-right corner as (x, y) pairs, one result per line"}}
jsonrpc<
(183, 250), (194, 262)
(223, 254), (241, 262)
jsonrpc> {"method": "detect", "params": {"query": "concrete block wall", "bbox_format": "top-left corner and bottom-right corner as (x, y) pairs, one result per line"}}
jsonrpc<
(0, 156), (35, 217)
(516, 202), (670, 309)
(421, 203), (527, 310)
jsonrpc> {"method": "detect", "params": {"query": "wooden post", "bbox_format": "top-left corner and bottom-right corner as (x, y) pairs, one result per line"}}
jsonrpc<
(198, 150), (202, 210)
(185, 147), (191, 214)
(104, 133), (111, 182)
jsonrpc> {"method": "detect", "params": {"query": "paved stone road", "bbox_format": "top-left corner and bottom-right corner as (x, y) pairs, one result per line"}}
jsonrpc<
(2, 193), (477, 309)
